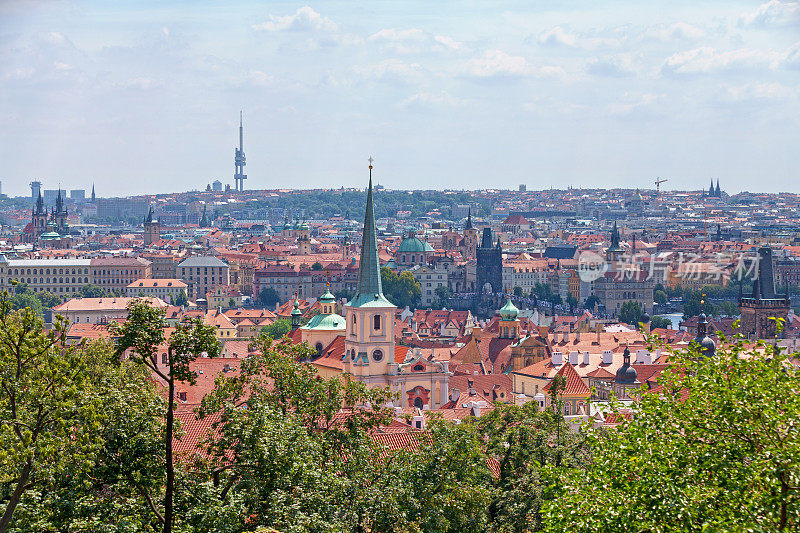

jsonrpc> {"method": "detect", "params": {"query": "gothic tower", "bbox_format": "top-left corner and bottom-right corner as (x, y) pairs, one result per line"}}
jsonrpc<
(344, 158), (397, 383)
(738, 246), (791, 339)
(143, 206), (160, 245)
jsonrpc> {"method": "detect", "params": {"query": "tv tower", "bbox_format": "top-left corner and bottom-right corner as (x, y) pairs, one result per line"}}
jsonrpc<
(233, 111), (247, 191)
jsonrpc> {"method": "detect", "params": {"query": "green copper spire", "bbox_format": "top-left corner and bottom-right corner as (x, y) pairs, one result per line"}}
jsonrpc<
(348, 157), (394, 308)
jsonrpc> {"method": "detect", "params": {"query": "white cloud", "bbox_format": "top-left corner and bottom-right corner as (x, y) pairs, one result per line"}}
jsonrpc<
(252, 6), (337, 32)
(368, 28), (463, 54)
(739, 1), (800, 28)
(433, 35), (463, 51)
(723, 82), (796, 101)
(369, 28), (427, 53)
(464, 50), (532, 77)
(785, 41), (800, 69)
(661, 47), (780, 75)
(607, 92), (660, 115)
(651, 22), (706, 41)
(586, 56), (635, 77)
(353, 59), (423, 82)
(538, 26), (578, 47)
(399, 90), (467, 108)
(247, 69), (276, 87)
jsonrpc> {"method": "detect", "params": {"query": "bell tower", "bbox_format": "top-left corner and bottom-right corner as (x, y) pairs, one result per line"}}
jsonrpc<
(344, 157), (396, 383)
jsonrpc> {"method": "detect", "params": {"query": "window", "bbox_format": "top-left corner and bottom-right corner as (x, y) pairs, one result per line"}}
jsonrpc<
(162, 353), (168, 365)
(315, 342), (323, 354)
(413, 397), (424, 409)
(373, 314), (381, 331)
(372, 349), (383, 362)
(413, 364), (424, 372)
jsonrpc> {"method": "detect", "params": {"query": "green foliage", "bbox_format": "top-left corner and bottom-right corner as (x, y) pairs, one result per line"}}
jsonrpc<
(583, 294), (600, 310)
(682, 290), (721, 318)
(381, 267), (421, 309)
(259, 318), (291, 340)
(654, 289), (668, 305)
(474, 401), (586, 532)
(0, 298), (104, 530)
(650, 315), (673, 329)
(112, 299), (220, 533)
(545, 333), (800, 532)
(618, 300), (643, 325)
(433, 285), (451, 309)
(311, 262), (323, 271)
(79, 283), (107, 298)
(186, 337), (396, 532)
(257, 287), (281, 308)
(174, 289), (189, 307)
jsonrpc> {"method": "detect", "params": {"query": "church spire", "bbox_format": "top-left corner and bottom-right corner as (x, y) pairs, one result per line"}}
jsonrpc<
(465, 206), (473, 230)
(350, 157), (388, 306)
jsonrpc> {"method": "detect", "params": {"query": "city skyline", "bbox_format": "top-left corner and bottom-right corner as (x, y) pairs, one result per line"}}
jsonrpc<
(1, 1), (799, 196)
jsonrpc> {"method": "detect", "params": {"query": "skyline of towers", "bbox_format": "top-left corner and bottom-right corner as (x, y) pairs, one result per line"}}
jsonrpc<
(234, 111), (247, 192)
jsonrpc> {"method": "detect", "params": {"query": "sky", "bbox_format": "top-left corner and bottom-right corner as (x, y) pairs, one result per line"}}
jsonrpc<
(1, 0), (799, 197)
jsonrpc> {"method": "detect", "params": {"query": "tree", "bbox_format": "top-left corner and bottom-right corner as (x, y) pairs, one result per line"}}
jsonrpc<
(35, 290), (61, 309)
(583, 294), (600, 311)
(545, 327), (800, 531)
(474, 399), (585, 532)
(311, 262), (323, 271)
(10, 341), (166, 531)
(186, 337), (395, 532)
(173, 289), (189, 307)
(79, 284), (105, 298)
(618, 300), (643, 325)
(566, 294), (578, 314)
(649, 316), (673, 329)
(682, 290), (714, 319)
(257, 287), (281, 308)
(112, 299), (220, 533)
(259, 318), (291, 340)
(513, 286), (524, 297)
(0, 298), (102, 532)
(8, 290), (43, 317)
(654, 289), (668, 306)
(433, 285), (451, 309)
(715, 300), (740, 317)
(334, 289), (353, 302)
(381, 267), (421, 309)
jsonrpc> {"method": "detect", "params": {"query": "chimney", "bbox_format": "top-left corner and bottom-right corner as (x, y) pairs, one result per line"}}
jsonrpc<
(473, 326), (482, 340)
(449, 388), (460, 402)
(575, 330), (581, 342)
(602, 350), (613, 365)
(563, 330), (570, 343)
(583, 351), (590, 365)
(636, 349), (651, 364)
(596, 324), (602, 343)
(569, 351), (579, 365)
(552, 350), (563, 366)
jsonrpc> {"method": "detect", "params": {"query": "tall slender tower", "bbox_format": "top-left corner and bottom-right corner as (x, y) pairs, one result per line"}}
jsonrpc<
(233, 111), (247, 192)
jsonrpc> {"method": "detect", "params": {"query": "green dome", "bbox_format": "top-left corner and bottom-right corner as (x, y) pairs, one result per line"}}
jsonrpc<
(398, 236), (426, 253)
(301, 312), (346, 330)
(499, 298), (519, 320)
(319, 289), (335, 303)
(291, 299), (302, 316)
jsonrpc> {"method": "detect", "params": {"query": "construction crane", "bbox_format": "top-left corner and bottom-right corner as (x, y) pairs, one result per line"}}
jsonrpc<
(654, 177), (668, 206)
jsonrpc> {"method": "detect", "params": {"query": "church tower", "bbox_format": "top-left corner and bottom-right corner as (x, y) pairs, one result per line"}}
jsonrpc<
(32, 191), (48, 240)
(143, 206), (160, 245)
(344, 158), (397, 383)
(461, 207), (478, 259)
